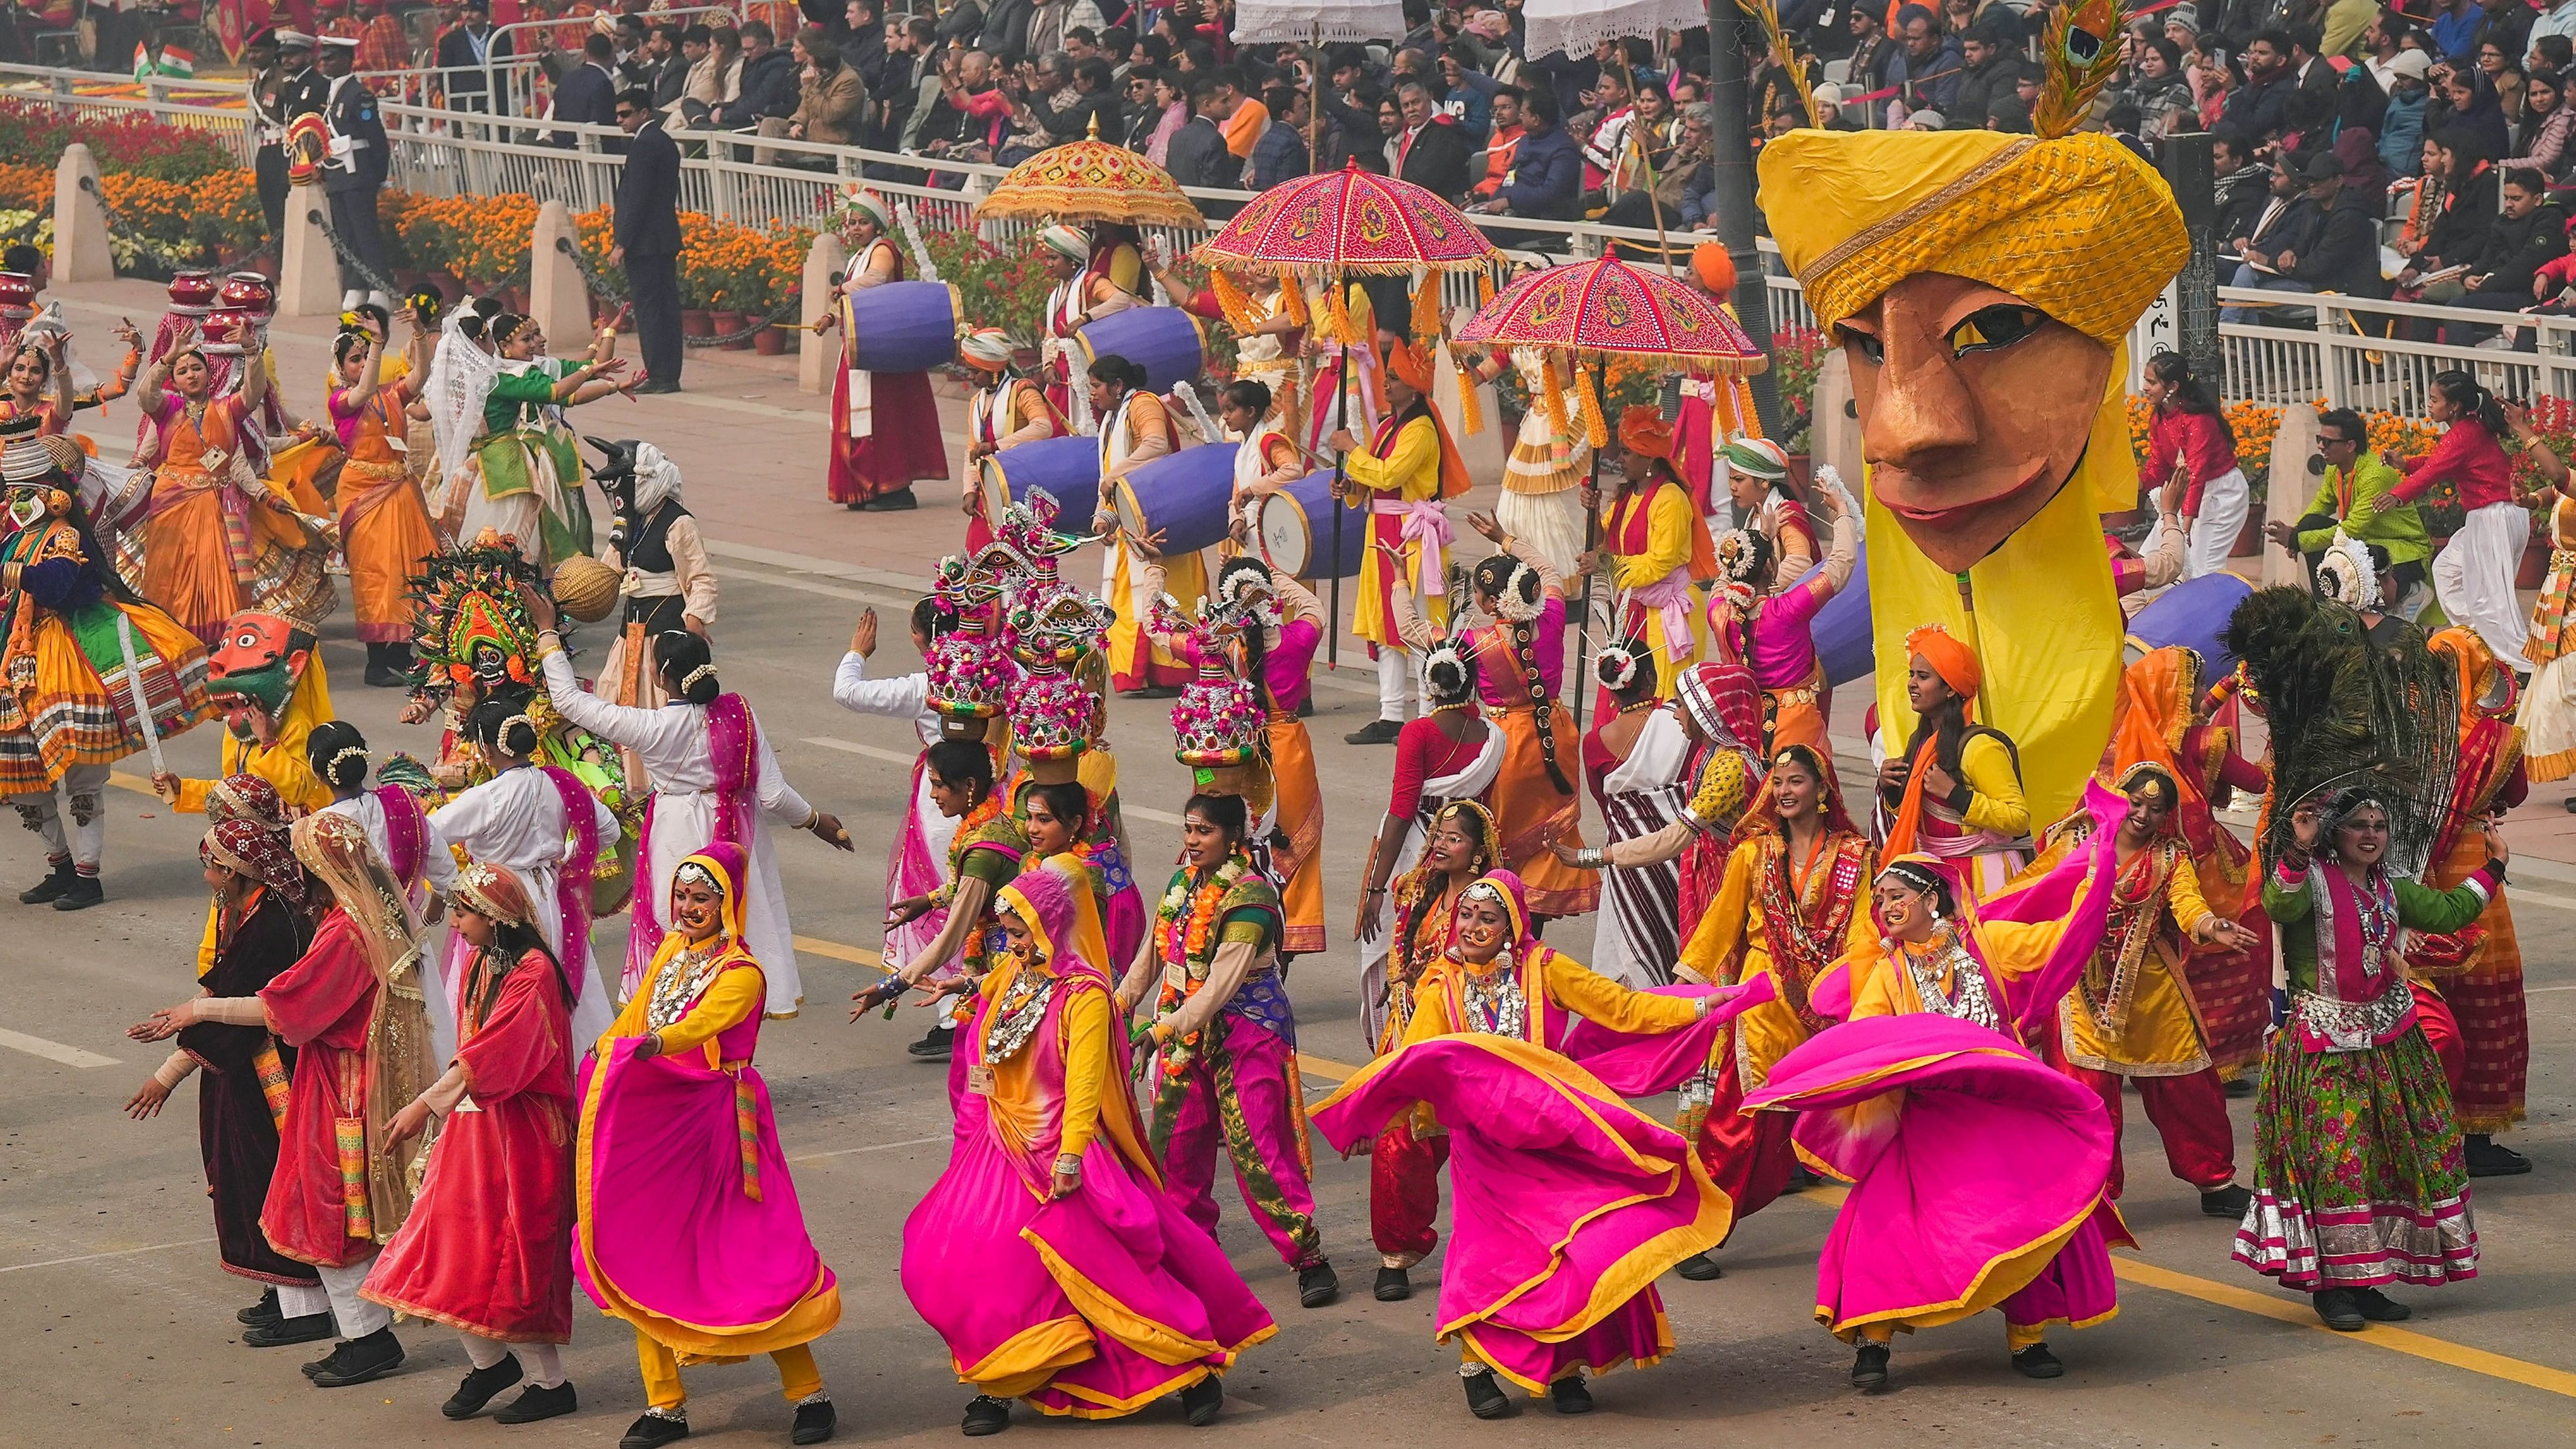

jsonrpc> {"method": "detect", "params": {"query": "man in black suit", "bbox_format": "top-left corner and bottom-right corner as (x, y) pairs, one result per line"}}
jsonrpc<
(1393, 77), (1473, 202)
(1163, 73), (1244, 192)
(553, 33), (622, 147)
(318, 36), (393, 310)
(436, 0), (514, 113)
(613, 88), (685, 393)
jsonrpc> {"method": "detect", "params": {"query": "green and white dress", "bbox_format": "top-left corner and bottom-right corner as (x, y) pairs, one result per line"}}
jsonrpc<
(462, 359), (589, 572)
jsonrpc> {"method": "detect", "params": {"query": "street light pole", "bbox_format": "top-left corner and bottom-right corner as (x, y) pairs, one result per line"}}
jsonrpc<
(1703, 0), (1782, 437)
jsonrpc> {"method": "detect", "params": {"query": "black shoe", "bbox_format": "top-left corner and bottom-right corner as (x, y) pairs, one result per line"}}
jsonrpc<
(2465, 1134), (2533, 1177)
(245, 1311), (335, 1348)
(18, 858), (72, 904)
(1344, 718), (1404, 746)
(1295, 697), (1313, 718)
(1462, 1369), (1514, 1419)
(237, 1288), (281, 1327)
(52, 875), (101, 911)
(310, 1326), (404, 1387)
(2010, 1343), (2064, 1379)
(441, 1357), (524, 1419)
(860, 488), (919, 512)
(1374, 1265), (1411, 1301)
(908, 1021), (956, 1060)
(792, 1396), (837, 1444)
(365, 660), (411, 688)
(2353, 1287), (2413, 1323)
(1548, 1377), (1593, 1414)
(1180, 1375), (1223, 1427)
(302, 1340), (337, 1376)
(634, 379), (682, 395)
(2200, 1184), (2254, 1217)
(1124, 684), (1182, 699)
(620, 1412), (692, 1448)
(2312, 1288), (2365, 1332)
(1674, 1252), (1722, 1281)
(1850, 1342), (1890, 1392)
(960, 1396), (1010, 1436)
(493, 1381), (580, 1424)
(1297, 1262), (1340, 1308)
(2224, 1075), (2255, 1099)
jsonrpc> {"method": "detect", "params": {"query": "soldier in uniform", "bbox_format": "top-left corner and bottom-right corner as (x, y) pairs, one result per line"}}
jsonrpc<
(317, 34), (393, 312)
(251, 30), (328, 237)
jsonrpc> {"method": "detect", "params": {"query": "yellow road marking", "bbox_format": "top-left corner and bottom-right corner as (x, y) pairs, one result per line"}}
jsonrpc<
(1786, 1184), (2576, 1398)
(795, 935), (883, 969)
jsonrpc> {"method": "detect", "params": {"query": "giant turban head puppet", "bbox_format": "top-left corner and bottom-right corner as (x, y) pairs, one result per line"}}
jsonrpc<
(1757, 87), (2187, 827)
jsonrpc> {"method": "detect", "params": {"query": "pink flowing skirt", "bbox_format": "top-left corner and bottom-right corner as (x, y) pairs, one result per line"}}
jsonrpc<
(1311, 1027), (1746, 1393)
(1747, 1013), (2125, 1340)
(899, 1118), (1275, 1417)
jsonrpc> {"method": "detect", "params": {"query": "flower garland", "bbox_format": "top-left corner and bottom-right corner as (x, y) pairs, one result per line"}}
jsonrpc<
(1151, 849), (1255, 1075)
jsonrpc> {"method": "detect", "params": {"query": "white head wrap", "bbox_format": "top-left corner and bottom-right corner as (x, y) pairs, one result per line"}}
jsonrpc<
(1039, 225), (1089, 265)
(629, 440), (683, 518)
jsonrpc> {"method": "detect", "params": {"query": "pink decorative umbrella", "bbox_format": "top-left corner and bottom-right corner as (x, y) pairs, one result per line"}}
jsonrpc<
(1192, 159), (1500, 277)
(1454, 254), (1769, 374)
(1455, 254), (1768, 727)
(1192, 164), (1497, 667)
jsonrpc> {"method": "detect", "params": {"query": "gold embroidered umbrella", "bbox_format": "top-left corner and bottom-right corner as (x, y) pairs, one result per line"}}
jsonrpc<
(973, 128), (1205, 229)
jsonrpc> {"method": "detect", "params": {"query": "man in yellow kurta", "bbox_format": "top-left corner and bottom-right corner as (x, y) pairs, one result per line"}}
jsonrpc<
(1758, 127), (2187, 829)
(1588, 408), (1713, 711)
(1329, 342), (1469, 746)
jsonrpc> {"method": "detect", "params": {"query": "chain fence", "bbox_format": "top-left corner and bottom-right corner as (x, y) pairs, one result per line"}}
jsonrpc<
(551, 232), (799, 349)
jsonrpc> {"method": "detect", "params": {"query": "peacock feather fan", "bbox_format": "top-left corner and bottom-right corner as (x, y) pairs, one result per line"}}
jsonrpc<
(2221, 586), (2458, 877)
(2034, 0), (2129, 140)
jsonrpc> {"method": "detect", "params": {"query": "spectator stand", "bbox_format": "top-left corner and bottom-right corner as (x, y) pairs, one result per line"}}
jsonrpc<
(23, 53), (2576, 422)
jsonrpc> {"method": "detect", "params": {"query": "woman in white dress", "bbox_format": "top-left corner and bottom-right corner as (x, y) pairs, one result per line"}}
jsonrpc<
(425, 699), (624, 1051)
(525, 589), (849, 1020)
(831, 598), (956, 1059)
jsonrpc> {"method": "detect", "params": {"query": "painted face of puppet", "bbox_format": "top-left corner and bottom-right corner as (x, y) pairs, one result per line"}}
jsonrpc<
(1835, 273), (2114, 574)
(6, 483), (51, 532)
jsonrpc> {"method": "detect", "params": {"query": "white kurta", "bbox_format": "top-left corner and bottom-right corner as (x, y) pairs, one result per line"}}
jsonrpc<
(319, 790), (464, 1060)
(833, 651), (955, 977)
(428, 764), (624, 1051)
(539, 649), (813, 1018)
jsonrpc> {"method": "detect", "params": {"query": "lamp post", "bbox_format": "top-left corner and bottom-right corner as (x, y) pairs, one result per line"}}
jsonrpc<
(1703, 0), (1783, 437)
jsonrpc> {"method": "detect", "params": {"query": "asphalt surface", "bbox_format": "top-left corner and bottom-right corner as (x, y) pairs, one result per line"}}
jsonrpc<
(0, 285), (2571, 1447)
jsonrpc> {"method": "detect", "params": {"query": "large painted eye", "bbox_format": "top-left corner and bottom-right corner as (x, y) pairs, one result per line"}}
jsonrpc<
(1946, 305), (2046, 358)
(1835, 323), (1884, 366)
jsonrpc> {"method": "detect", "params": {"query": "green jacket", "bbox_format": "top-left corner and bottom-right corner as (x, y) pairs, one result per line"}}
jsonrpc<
(2262, 861), (2492, 997)
(2295, 454), (2430, 566)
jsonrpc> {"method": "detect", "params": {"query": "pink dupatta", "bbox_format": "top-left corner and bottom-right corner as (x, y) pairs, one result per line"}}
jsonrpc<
(540, 765), (603, 991)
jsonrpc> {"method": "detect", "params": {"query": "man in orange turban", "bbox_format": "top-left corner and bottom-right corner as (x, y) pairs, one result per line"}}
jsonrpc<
(1877, 622), (2033, 898)
(1328, 341), (1470, 744)
(1581, 405), (1715, 717)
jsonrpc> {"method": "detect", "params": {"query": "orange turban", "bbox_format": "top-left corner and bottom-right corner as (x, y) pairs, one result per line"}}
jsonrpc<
(1617, 404), (1672, 460)
(1905, 624), (1981, 703)
(1386, 339), (1437, 395)
(1691, 240), (1736, 297)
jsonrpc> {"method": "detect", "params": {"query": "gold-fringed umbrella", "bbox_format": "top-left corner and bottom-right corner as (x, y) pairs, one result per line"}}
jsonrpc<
(973, 128), (1204, 229)
(1193, 162), (1500, 663)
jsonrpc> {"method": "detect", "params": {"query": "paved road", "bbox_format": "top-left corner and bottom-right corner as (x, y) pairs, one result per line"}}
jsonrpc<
(1, 281), (2571, 1447)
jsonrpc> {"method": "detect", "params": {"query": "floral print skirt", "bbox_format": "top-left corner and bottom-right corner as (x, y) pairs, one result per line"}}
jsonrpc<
(2232, 1024), (2477, 1292)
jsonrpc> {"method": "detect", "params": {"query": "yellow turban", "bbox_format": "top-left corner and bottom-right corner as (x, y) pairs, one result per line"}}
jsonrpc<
(1759, 130), (2185, 346)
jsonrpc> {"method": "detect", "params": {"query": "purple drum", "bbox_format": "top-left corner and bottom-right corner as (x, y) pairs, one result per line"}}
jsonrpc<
(1112, 443), (1236, 557)
(1805, 539), (1873, 687)
(849, 279), (962, 373)
(2129, 570), (2255, 678)
(1251, 468), (1367, 580)
(979, 433), (1097, 524)
(1076, 306), (1207, 395)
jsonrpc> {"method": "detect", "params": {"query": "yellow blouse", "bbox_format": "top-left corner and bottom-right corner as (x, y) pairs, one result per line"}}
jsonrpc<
(1610, 483), (1695, 591)
(1950, 732), (2031, 839)
(1680, 834), (1878, 1085)
(1343, 414), (1440, 503)
(1400, 948), (1701, 1049)
(979, 961), (1112, 1165)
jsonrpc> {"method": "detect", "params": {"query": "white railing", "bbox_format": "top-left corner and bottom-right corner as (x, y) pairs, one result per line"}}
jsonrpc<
(2214, 287), (2576, 413)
